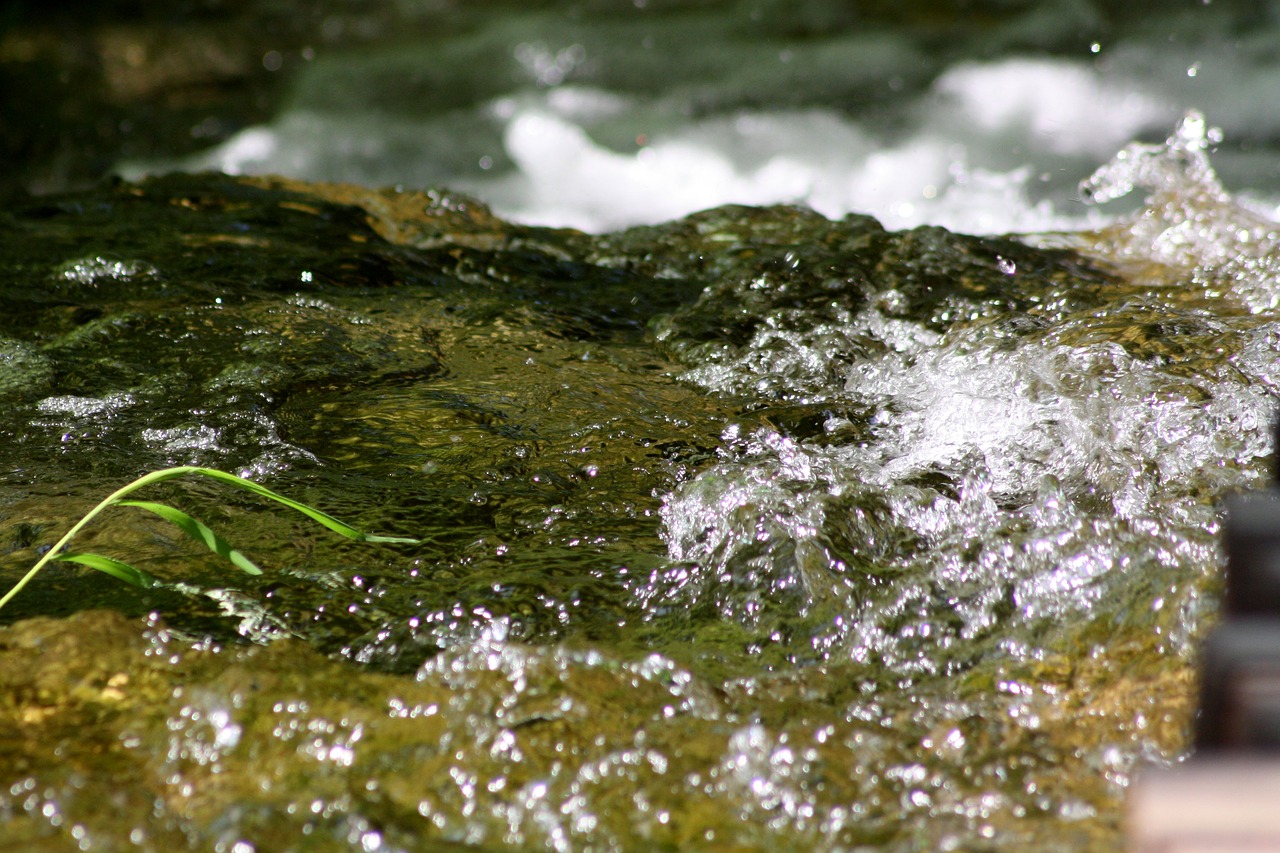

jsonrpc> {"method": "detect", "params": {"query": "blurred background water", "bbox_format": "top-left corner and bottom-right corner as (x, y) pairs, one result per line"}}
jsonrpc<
(6, 0), (1280, 232)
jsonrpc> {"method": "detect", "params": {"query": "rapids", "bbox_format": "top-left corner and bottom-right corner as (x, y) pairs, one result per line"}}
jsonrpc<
(3, 2), (1280, 851)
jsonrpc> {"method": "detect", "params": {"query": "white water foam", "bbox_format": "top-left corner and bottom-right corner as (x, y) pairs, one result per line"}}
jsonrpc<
(650, 110), (1280, 661)
(472, 56), (1171, 233)
(119, 54), (1189, 236)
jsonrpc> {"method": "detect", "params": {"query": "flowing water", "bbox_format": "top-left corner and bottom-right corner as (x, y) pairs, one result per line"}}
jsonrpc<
(3, 2), (1280, 851)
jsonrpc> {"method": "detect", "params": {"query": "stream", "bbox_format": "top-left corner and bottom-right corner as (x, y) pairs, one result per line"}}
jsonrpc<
(2, 2), (1279, 851)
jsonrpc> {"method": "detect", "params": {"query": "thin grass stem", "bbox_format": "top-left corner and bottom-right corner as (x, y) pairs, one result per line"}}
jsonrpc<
(0, 466), (419, 613)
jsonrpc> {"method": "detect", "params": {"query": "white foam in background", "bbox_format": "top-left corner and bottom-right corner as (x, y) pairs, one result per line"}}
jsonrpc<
(463, 56), (1174, 233)
(119, 52), (1195, 235)
(932, 58), (1171, 158)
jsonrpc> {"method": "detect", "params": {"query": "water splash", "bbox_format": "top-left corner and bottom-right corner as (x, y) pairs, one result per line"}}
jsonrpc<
(1079, 110), (1225, 207)
(652, 116), (1279, 684)
(1079, 110), (1280, 276)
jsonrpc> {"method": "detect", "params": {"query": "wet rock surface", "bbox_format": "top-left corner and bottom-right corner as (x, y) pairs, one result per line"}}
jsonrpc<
(0, 166), (1272, 849)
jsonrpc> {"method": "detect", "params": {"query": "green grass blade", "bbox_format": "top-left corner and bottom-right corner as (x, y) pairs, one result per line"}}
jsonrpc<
(114, 499), (263, 575)
(1, 465), (418, 614)
(184, 467), (420, 544)
(53, 552), (158, 588)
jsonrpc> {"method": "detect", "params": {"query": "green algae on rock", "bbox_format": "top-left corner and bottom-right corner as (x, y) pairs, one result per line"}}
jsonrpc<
(0, 170), (1260, 850)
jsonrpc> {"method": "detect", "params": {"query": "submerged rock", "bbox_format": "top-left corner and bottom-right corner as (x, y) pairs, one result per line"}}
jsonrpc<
(0, 166), (1269, 850)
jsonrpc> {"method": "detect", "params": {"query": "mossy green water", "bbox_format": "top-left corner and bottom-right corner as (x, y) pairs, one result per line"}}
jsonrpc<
(0, 171), (1263, 849)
